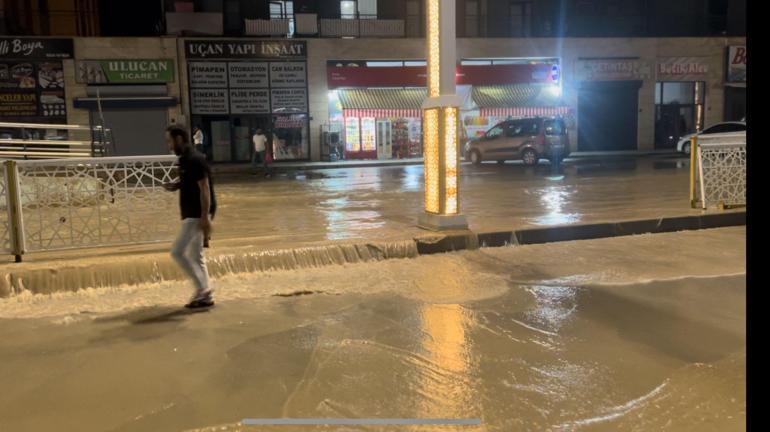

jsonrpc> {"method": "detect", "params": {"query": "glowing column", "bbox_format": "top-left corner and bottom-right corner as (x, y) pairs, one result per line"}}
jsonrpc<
(418, 0), (468, 231)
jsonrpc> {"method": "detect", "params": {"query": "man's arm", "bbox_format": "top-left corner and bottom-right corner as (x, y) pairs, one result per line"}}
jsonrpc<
(198, 176), (212, 237)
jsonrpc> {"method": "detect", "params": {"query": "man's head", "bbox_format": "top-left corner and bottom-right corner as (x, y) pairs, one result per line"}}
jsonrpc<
(256, 128), (263, 135)
(166, 125), (190, 156)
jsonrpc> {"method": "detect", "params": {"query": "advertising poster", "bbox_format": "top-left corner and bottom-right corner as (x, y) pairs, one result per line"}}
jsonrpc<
(191, 89), (229, 114)
(269, 62), (307, 88)
(0, 60), (66, 121)
(345, 117), (360, 152)
(189, 62), (228, 88)
(229, 89), (270, 114)
(361, 117), (376, 151)
(270, 88), (308, 112)
(228, 62), (269, 88)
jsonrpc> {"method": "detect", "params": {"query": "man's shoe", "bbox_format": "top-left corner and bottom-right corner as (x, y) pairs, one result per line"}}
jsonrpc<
(184, 297), (215, 309)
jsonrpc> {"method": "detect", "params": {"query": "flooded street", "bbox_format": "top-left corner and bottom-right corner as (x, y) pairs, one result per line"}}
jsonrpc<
(0, 227), (745, 431)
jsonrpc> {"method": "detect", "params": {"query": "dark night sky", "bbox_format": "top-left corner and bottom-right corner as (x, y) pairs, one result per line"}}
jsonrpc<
(99, 0), (164, 36)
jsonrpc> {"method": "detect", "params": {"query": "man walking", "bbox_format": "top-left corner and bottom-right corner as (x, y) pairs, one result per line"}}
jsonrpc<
(164, 125), (217, 309)
(251, 128), (268, 175)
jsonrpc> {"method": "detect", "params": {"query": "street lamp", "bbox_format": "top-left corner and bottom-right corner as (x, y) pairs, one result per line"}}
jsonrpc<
(418, 0), (469, 231)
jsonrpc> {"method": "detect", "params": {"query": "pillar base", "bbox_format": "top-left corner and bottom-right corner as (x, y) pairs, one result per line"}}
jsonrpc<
(418, 212), (469, 231)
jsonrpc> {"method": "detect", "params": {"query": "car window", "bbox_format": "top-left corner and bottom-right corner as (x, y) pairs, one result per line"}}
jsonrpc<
(505, 122), (523, 137)
(544, 119), (566, 136)
(723, 123), (746, 132)
(486, 125), (504, 138)
(703, 123), (745, 134)
(522, 119), (540, 135)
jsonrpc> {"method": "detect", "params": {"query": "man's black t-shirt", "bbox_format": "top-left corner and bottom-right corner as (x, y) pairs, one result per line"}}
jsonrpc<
(178, 149), (217, 220)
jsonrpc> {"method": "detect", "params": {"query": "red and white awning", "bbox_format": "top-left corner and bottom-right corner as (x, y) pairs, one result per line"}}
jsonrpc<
(479, 106), (570, 118)
(343, 108), (422, 119)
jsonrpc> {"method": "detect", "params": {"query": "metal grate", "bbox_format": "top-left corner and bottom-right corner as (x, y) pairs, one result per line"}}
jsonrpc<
(13, 156), (178, 252)
(697, 133), (746, 209)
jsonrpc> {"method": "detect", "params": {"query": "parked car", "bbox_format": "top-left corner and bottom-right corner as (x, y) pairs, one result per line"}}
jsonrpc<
(677, 121), (746, 155)
(465, 117), (570, 166)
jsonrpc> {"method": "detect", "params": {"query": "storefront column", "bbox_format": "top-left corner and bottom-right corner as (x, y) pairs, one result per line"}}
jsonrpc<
(418, 0), (468, 231)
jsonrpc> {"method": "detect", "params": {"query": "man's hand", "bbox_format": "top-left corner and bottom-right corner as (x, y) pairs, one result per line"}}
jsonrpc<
(200, 216), (213, 239)
(162, 181), (180, 192)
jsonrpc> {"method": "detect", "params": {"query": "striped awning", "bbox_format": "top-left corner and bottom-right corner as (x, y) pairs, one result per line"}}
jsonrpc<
(480, 106), (570, 117)
(339, 88), (424, 118)
(472, 84), (567, 117)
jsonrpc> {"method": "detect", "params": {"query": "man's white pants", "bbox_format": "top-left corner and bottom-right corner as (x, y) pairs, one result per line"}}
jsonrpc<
(171, 218), (211, 300)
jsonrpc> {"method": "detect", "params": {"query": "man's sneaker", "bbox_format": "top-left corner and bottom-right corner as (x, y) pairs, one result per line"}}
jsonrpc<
(185, 297), (215, 309)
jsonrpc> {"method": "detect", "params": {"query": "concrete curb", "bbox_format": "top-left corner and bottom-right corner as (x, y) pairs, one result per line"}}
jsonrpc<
(0, 211), (745, 297)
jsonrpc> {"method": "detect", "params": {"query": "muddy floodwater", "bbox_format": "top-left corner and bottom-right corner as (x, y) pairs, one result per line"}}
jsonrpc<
(0, 228), (745, 431)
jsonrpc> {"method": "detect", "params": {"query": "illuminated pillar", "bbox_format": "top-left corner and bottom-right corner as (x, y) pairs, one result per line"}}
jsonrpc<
(418, 0), (468, 231)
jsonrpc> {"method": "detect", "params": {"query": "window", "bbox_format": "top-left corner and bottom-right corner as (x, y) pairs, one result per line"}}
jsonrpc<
(703, 123), (745, 134)
(509, 2), (532, 37)
(486, 125), (504, 138)
(465, 0), (480, 37)
(270, 1), (294, 35)
(544, 119), (566, 136)
(341, 0), (377, 19)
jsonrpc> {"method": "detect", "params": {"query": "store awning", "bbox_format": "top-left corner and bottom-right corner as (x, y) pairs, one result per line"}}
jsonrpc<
(471, 85), (569, 118)
(339, 88), (424, 118)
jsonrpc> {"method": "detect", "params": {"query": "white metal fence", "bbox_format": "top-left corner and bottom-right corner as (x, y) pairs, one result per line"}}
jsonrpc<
(2, 156), (178, 260)
(694, 132), (746, 209)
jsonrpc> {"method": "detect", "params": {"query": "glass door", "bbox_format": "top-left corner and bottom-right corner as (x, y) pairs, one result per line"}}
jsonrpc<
(376, 119), (392, 159)
(210, 120), (232, 162)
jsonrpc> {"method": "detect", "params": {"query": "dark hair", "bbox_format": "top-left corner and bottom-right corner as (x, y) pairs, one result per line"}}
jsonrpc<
(166, 125), (189, 143)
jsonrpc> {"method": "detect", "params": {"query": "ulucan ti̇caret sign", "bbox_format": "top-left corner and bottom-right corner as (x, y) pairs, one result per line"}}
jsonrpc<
(0, 37), (73, 59)
(574, 58), (651, 81)
(184, 40), (307, 59)
(727, 46), (746, 83)
(76, 59), (176, 84)
(656, 57), (709, 81)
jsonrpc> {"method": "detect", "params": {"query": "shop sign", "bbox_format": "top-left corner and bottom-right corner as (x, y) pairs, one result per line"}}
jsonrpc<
(656, 57), (709, 81)
(0, 37), (73, 59)
(229, 89), (270, 114)
(76, 59), (175, 84)
(185, 40), (306, 59)
(190, 89), (229, 115)
(269, 62), (306, 88)
(189, 62), (228, 88)
(574, 58), (650, 81)
(727, 46), (746, 83)
(228, 62), (269, 88)
(271, 88), (308, 112)
(0, 60), (66, 121)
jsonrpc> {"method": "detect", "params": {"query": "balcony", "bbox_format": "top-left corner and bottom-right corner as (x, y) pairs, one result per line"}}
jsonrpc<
(320, 17), (405, 38)
(244, 18), (290, 36)
(166, 12), (223, 36)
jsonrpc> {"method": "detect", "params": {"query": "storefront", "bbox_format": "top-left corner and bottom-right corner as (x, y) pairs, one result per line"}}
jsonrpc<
(184, 39), (309, 162)
(326, 59), (566, 160)
(654, 57), (708, 149)
(574, 58), (648, 152)
(0, 37), (71, 129)
(724, 45), (746, 122)
(73, 59), (178, 156)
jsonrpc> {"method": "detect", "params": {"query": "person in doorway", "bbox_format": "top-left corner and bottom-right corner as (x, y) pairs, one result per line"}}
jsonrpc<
(193, 126), (205, 155)
(163, 125), (217, 309)
(251, 128), (268, 175)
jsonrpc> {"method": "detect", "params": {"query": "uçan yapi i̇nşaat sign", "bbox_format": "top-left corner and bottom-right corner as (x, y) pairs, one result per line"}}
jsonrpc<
(77, 59), (176, 84)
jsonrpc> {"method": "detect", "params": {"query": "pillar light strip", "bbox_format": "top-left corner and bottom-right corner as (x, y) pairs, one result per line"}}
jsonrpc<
(444, 106), (458, 214)
(427, 0), (441, 98)
(424, 108), (440, 213)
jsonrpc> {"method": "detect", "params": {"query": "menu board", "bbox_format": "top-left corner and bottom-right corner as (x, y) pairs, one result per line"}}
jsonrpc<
(269, 62), (306, 88)
(228, 62), (269, 88)
(0, 60), (66, 122)
(189, 60), (308, 116)
(191, 89), (229, 115)
(229, 89), (270, 114)
(189, 62), (227, 88)
(271, 88), (308, 112)
(361, 117), (376, 151)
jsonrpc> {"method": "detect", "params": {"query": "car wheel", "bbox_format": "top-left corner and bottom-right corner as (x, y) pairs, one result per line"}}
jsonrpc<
(522, 149), (538, 166)
(470, 150), (482, 165)
(682, 143), (691, 155)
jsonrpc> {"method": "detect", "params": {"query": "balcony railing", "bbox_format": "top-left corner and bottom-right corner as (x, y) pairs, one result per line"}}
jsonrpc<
(320, 17), (404, 38)
(244, 18), (290, 36)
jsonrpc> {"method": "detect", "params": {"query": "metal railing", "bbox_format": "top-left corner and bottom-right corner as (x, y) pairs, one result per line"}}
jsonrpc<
(0, 122), (112, 159)
(1, 155), (178, 261)
(690, 132), (746, 210)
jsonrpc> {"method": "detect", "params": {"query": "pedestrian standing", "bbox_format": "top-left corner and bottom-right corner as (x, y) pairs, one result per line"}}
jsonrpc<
(251, 128), (268, 175)
(193, 126), (205, 155)
(163, 125), (217, 309)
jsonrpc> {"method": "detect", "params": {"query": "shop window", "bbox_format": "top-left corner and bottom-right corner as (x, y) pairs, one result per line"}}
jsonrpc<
(273, 114), (309, 160)
(509, 2), (532, 37)
(270, 1), (295, 36)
